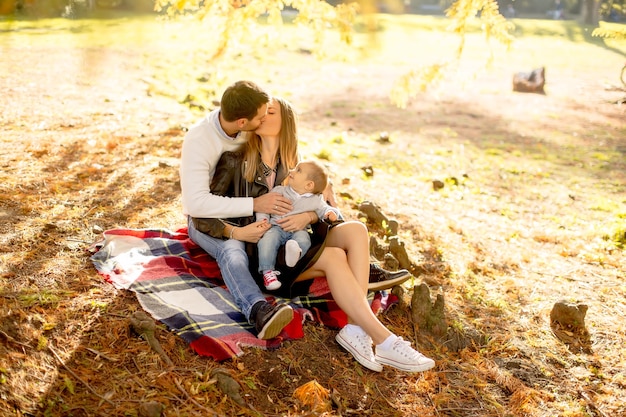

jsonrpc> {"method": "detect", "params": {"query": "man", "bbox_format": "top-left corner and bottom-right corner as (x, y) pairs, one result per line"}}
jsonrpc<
(180, 80), (295, 340)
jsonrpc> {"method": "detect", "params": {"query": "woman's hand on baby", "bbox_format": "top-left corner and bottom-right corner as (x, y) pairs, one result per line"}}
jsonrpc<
(253, 193), (293, 216)
(237, 220), (271, 243)
(276, 212), (311, 233)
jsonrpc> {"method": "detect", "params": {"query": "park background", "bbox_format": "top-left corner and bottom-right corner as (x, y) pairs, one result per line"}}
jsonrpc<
(1, 0), (625, 416)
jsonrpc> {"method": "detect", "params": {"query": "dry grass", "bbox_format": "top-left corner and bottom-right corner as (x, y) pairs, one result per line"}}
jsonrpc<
(1, 13), (625, 417)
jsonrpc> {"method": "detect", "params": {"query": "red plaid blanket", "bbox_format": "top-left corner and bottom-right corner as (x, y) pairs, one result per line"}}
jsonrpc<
(89, 228), (396, 361)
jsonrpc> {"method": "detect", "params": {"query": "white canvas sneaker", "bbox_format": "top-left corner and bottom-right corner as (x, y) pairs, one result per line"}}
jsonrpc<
(375, 337), (435, 373)
(335, 327), (383, 372)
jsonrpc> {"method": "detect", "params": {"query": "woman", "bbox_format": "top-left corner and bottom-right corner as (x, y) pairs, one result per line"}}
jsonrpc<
(208, 97), (435, 373)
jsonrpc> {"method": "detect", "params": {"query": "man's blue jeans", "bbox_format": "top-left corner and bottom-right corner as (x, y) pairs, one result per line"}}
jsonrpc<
(257, 225), (311, 273)
(187, 217), (266, 321)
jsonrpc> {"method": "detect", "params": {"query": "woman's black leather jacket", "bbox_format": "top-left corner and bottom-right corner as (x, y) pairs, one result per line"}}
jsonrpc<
(190, 150), (289, 238)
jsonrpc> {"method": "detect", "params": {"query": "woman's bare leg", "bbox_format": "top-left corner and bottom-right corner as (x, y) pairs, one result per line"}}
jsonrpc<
(323, 221), (370, 295)
(297, 246), (391, 345)
(297, 223), (436, 372)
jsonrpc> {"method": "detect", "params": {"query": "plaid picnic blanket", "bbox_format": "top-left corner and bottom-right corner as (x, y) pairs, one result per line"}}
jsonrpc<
(89, 228), (396, 361)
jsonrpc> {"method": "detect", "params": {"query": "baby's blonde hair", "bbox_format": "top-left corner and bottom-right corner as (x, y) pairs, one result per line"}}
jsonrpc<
(301, 161), (328, 194)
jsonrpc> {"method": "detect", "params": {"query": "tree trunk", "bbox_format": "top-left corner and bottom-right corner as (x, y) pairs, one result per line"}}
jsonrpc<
(580, 0), (600, 25)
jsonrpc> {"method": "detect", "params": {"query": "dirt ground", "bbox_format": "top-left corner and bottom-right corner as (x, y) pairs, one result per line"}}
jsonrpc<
(1, 22), (625, 417)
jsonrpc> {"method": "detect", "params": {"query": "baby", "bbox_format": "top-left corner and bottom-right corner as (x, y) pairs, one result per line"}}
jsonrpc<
(256, 161), (340, 290)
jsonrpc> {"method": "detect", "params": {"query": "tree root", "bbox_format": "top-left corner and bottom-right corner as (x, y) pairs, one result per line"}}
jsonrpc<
(411, 283), (447, 338)
(129, 311), (174, 367)
(210, 368), (247, 408)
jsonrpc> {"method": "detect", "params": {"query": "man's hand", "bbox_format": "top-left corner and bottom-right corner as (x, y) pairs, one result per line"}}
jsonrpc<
(253, 192), (293, 216)
(276, 212), (313, 233)
(235, 220), (271, 243)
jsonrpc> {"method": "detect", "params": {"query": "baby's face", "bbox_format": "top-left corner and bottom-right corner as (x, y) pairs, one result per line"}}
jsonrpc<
(288, 163), (312, 194)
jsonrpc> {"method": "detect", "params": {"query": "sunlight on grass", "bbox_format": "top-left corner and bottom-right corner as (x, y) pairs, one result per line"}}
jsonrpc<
(18, 289), (64, 307)
(4, 13), (623, 110)
(590, 197), (620, 212)
(605, 220), (626, 249)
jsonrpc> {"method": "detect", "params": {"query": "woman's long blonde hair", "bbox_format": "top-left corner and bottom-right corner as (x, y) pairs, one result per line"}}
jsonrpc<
(242, 97), (299, 183)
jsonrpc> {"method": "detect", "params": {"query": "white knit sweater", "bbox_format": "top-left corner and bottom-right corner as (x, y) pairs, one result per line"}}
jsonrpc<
(179, 109), (254, 218)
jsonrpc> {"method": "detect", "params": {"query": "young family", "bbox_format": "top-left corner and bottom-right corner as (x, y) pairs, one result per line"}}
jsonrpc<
(179, 81), (435, 373)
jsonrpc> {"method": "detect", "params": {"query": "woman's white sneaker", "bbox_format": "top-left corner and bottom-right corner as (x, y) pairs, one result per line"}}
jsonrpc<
(375, 337), (435, 373)
(335, 327), (383, 372)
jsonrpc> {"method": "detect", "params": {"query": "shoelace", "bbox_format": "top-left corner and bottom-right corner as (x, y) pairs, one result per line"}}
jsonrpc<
(356, 333), (372, 348)
(357, 335), (376, 358)
(348, 331), (374, 352)
(392, 337), (424, 360)
(370, 265), (385, 281)
(264, 271), (280, 284)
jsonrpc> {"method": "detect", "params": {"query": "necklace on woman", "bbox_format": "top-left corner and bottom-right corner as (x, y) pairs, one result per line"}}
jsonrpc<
(261, 155), (279, 178)
(261, 155), (279, 189)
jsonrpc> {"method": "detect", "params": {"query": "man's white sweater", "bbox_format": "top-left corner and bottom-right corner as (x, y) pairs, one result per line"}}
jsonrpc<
(179, 108), (254, 218)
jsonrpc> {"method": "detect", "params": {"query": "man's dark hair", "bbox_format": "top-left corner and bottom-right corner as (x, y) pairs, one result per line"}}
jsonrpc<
(220, 80), (270, 122)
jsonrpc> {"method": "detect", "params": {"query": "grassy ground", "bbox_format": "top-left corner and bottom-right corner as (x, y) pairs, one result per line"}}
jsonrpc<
(1, 12), (625, 417)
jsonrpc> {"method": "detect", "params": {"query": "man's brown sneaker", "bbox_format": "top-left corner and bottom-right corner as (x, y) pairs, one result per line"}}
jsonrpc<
(367, 264), (412, 292)
(253, 302), (294, 340)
